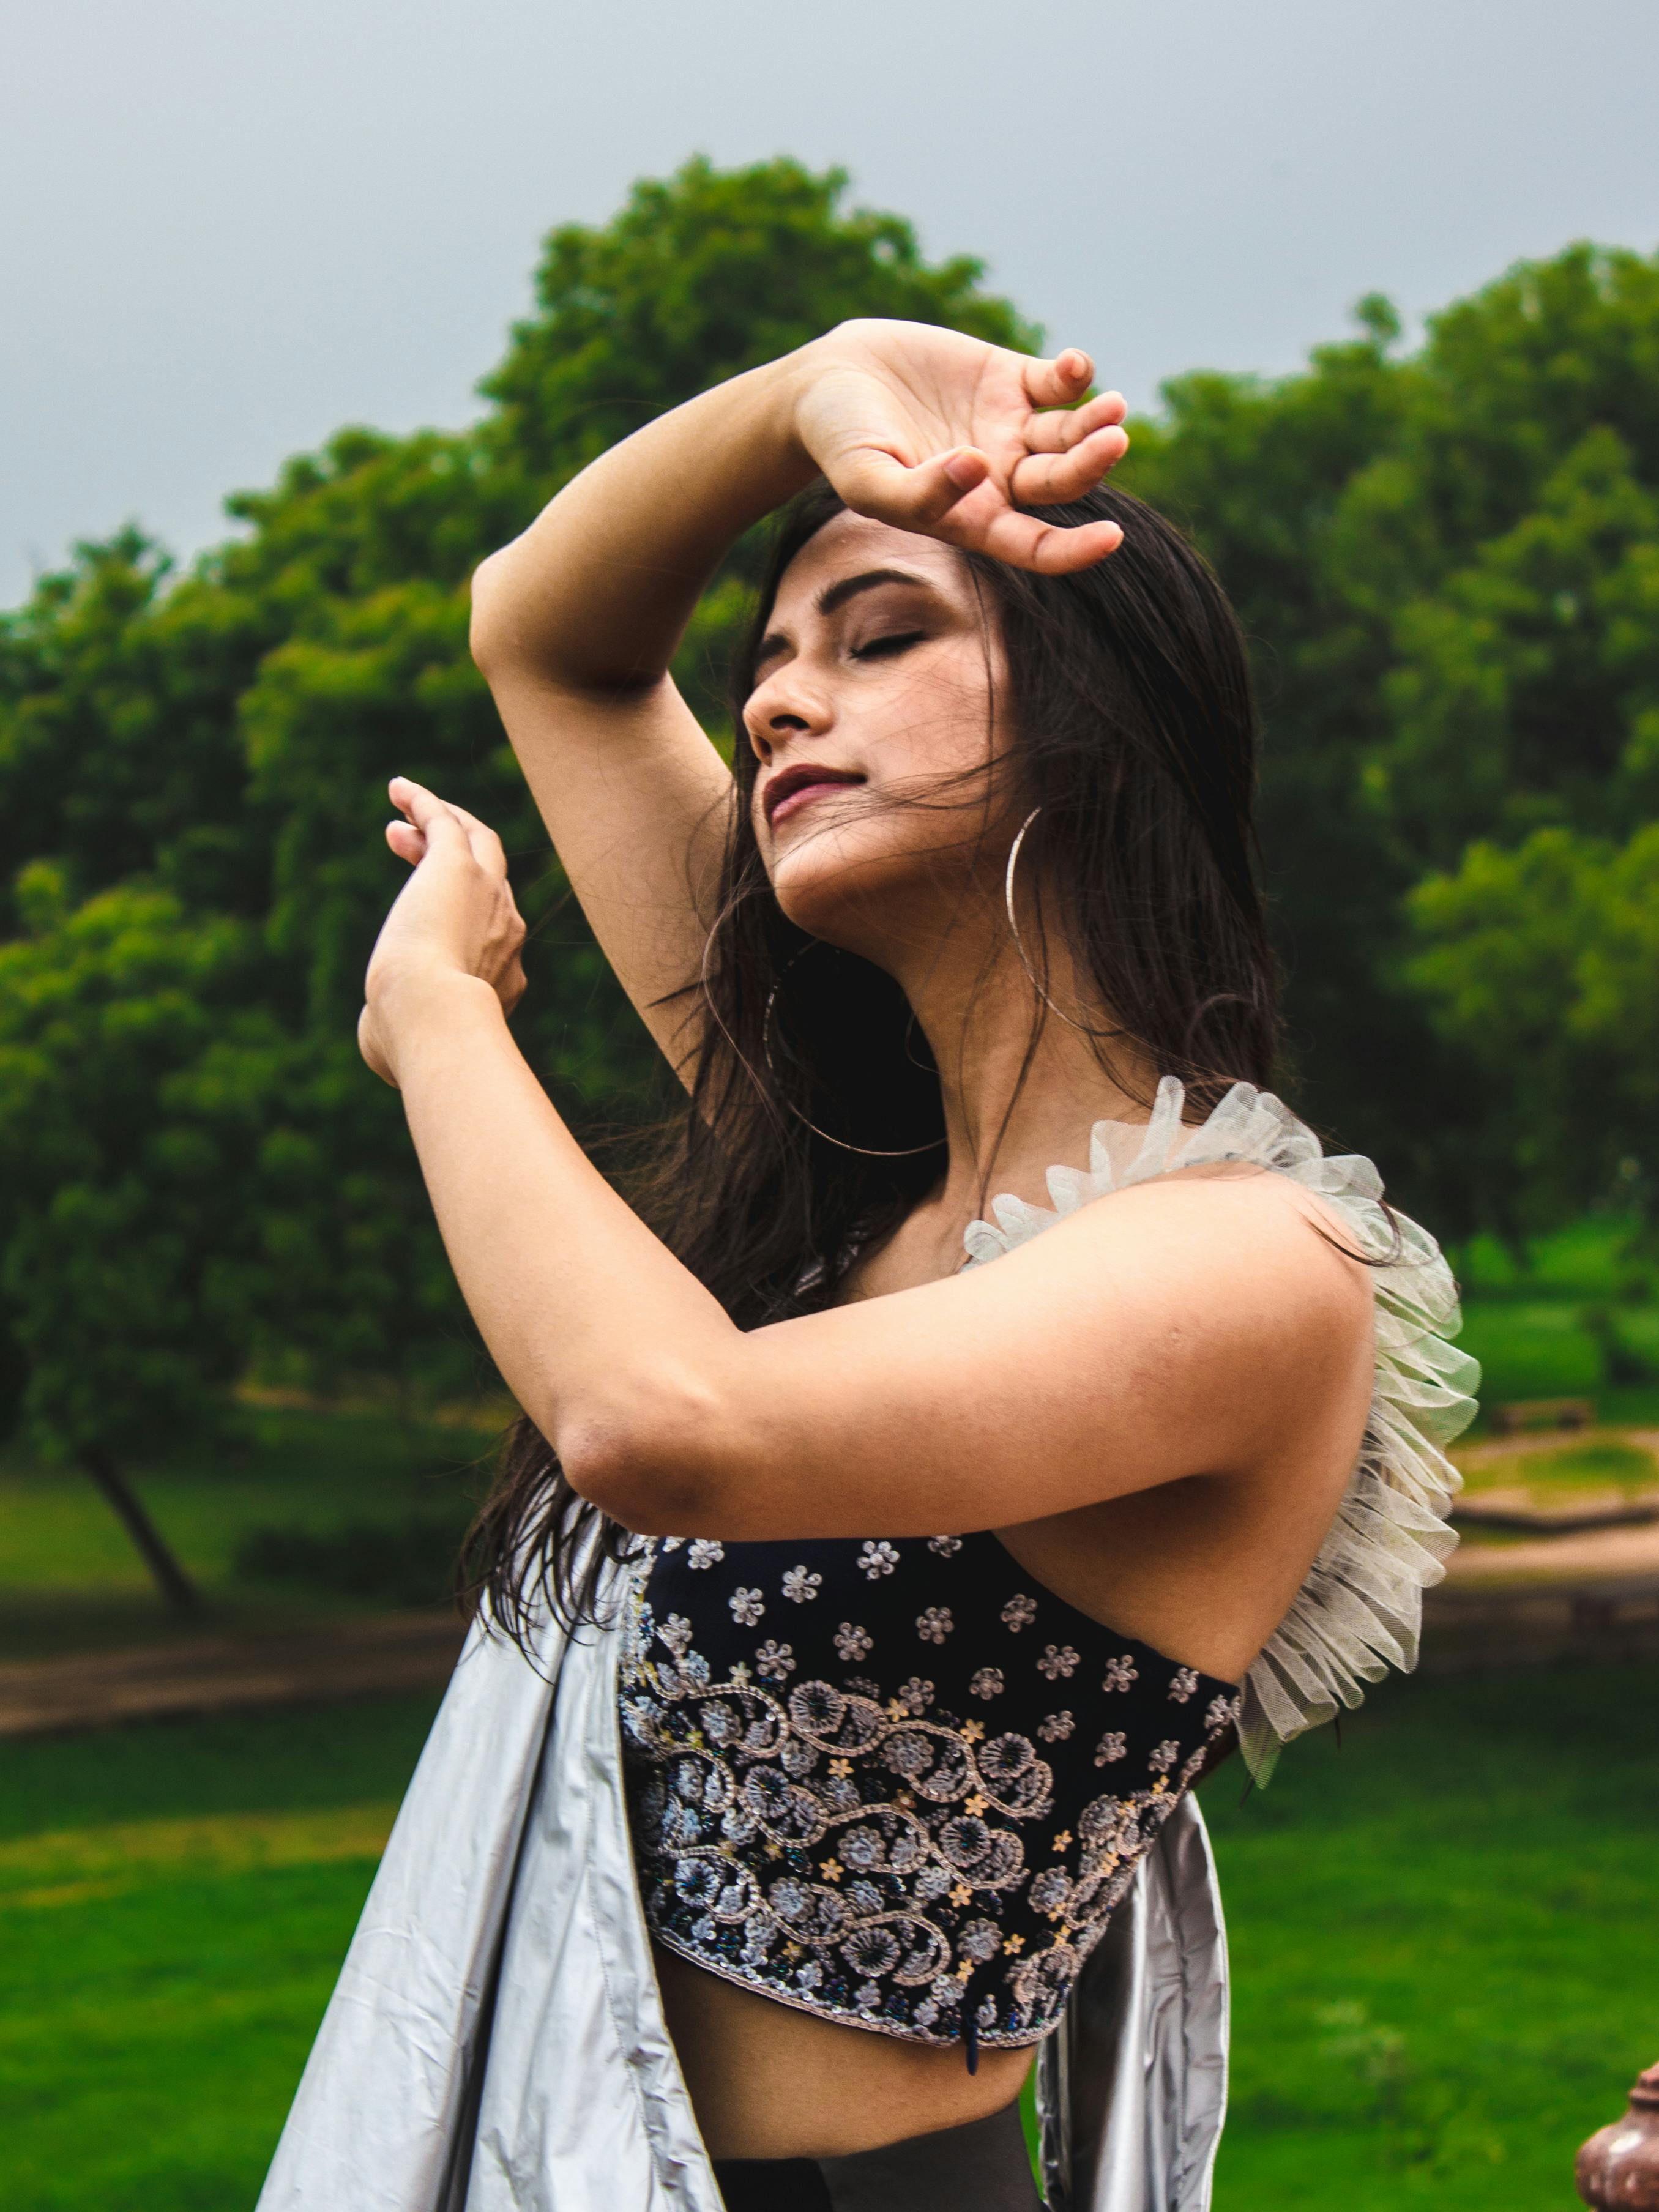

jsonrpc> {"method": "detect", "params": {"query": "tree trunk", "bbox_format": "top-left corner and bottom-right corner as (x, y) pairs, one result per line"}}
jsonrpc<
(78, 1444), (204, 1617)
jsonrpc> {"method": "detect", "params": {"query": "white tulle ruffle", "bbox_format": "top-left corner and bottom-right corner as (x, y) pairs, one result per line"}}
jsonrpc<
(960, 1076), (1480, 1784)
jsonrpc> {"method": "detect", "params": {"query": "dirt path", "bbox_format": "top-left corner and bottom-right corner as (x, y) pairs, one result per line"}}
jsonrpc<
(0, 1612), (464, 1739)
(6, 1525), (1657, 1740)
(1448, 1521), (1659, 1581)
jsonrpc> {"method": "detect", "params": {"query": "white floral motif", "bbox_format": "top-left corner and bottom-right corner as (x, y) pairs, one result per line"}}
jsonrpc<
(729, 1587), (765, 1626)
(1206, 1693), (1242, 1732)
(1102, 1655), (1139, 1693)
(657, 1614), (694, 1655)
(1169, 1666), (1199, 1703)
(1037, 1644), (1079, 1680)
(1001, 1593), (1038, 1631)
(894, 1675), (934, 1715)
(927, 1535), (963, 1555)
(687, 1540), (725, 1570)
(755, 1640), (796, 1682)
(1094, 1731), (1127, 1766)
(659, 1537), (685, 1551)
(1148, 1739), (1180, 1773)
(783, 1566), (823, 1604)
(1038, 1711), (1075, 1741)
(915, 1606), (954, 1644)
(834, 1622), (873, 1661)
(859, 1541), (900, 1579)
(970, 1667), (1004, 1700)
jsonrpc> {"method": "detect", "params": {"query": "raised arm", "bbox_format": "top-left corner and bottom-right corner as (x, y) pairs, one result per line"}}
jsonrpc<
(468, 322), (1130, 1079)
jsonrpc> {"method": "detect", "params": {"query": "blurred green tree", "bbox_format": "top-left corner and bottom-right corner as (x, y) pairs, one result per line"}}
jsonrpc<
(1119, 241), (1659, 1230)
(0, 157), (1038, 1590)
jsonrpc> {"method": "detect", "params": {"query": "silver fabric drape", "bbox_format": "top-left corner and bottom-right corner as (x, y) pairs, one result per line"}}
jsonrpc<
(257, 1570), (1228, 2211)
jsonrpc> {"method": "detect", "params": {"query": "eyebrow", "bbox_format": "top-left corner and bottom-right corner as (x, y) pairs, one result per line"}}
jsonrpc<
(753, 567), (936, 668)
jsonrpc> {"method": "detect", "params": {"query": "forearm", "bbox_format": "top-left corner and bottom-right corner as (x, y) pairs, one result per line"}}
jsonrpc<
(390, 975), (742, 1511)
(470, 349), (819, 693)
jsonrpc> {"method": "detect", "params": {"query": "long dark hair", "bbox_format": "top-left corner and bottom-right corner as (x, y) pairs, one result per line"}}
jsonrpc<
(462, 480), (1280, 1639)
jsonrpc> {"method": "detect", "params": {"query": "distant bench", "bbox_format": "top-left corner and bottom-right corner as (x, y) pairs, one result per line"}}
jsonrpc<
(1489, 1396), (1596, 1435)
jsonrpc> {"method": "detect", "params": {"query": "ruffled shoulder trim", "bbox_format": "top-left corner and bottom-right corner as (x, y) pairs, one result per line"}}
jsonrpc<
(960, 1076), (1480, 1784)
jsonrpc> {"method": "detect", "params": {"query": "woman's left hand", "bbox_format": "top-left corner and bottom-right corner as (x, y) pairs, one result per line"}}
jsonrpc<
(357, 777), (528, 1087)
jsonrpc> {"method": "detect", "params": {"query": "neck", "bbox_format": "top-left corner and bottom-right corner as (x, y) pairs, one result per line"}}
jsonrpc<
(885, 897), (1160, 1240)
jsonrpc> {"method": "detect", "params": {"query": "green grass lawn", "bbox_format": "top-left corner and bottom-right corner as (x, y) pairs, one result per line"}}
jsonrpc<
(2, 1667), (1654, 2210)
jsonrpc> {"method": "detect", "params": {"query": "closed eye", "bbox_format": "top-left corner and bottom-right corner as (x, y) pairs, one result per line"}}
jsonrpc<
(851, 630), (927, 662)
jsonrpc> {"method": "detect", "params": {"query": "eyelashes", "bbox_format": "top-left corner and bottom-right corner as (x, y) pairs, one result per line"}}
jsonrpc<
(850, 630), (928, 662)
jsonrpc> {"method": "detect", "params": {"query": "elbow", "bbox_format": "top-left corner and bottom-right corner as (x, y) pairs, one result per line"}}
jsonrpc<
(551, 1384), (733, 1536)
(468, 551), (523, 682)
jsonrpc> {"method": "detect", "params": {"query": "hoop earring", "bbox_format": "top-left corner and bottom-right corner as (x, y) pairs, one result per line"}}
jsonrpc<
(1004, 807), (1125, 1041)
(762, 944), (947, 1158)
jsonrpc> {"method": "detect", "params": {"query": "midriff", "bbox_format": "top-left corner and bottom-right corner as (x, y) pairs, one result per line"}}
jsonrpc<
(654, 1940), (1035, 2161)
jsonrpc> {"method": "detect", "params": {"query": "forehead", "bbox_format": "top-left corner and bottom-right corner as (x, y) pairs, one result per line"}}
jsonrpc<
(768, 510), (972, 622)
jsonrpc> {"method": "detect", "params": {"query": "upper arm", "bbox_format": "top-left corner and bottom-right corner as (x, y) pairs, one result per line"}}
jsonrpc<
(584, 1171), (1376, 1538)
(481, 651), (733, 1088)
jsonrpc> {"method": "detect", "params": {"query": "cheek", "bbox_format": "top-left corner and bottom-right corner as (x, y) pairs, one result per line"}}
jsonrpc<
(865, 657), (1002, 785)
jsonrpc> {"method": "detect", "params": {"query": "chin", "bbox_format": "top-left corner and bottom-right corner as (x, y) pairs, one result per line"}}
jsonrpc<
(769, 833), (974, 963)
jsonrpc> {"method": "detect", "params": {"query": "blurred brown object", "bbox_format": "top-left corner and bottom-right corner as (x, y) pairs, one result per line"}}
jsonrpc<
(1578, 2065), (1659, 2208)
(1490, 1397), (1596, 1434)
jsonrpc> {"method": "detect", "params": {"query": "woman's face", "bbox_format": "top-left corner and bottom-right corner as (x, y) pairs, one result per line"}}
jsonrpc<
(742, 510), (1013, 959)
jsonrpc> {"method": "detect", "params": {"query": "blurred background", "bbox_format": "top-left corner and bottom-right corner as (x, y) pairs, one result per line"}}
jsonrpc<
(2, 2), (1657, 2205)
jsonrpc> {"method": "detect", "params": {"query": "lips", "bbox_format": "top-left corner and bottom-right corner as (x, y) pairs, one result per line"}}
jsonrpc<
(764, 764), (865, 827)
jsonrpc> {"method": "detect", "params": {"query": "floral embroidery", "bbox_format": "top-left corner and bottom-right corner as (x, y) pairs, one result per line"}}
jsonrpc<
(1029, 1866), (1070, 1917)
(1102, 1655), (1139, 1693)
(928, 1535), (963, 1555)
(621, 1532), (1236, 2053)
(1206, 1693), (1241, 1732)
(1169, 1666), (1199, 1703)
(688, 1540), (724, 1570)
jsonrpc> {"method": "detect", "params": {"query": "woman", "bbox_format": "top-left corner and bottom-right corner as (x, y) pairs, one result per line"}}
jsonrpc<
(259, 321), (1475, 2212)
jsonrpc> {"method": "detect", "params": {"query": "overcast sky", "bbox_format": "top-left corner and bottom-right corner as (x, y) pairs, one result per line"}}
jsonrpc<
(4, 0), (1657, 605)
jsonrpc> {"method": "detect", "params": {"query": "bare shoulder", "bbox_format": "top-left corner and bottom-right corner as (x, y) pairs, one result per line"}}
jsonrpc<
(1018, 1155), (1373, 1309)
(984, 1159), (1377, 1450)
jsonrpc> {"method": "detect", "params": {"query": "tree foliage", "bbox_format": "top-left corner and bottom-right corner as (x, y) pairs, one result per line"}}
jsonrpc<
(0, 158), (1655, 1609)
(1119, 240), (1659, 1231)
(0, 158), (1040, 1596)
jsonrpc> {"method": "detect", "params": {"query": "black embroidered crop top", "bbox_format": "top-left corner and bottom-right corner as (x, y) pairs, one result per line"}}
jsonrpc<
(618, 1529), (1240, 2057)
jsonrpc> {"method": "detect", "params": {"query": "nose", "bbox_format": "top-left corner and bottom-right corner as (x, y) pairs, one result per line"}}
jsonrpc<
(744, 667), (832, 765)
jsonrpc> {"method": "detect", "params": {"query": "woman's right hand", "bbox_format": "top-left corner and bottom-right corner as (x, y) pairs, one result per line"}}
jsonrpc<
(788, 320), (1130, 574)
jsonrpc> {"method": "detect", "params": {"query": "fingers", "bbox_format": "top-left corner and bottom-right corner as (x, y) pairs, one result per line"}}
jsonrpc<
(1021, 348), (1095, 409)
(975, 508), (1125, 575)
(833, 442), (988, 532)
(834, 438), (1124, 575)
(1009, 422), (1130, 506)
(1023, 390), (1128, 455)
(388, 778), (509, 877)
